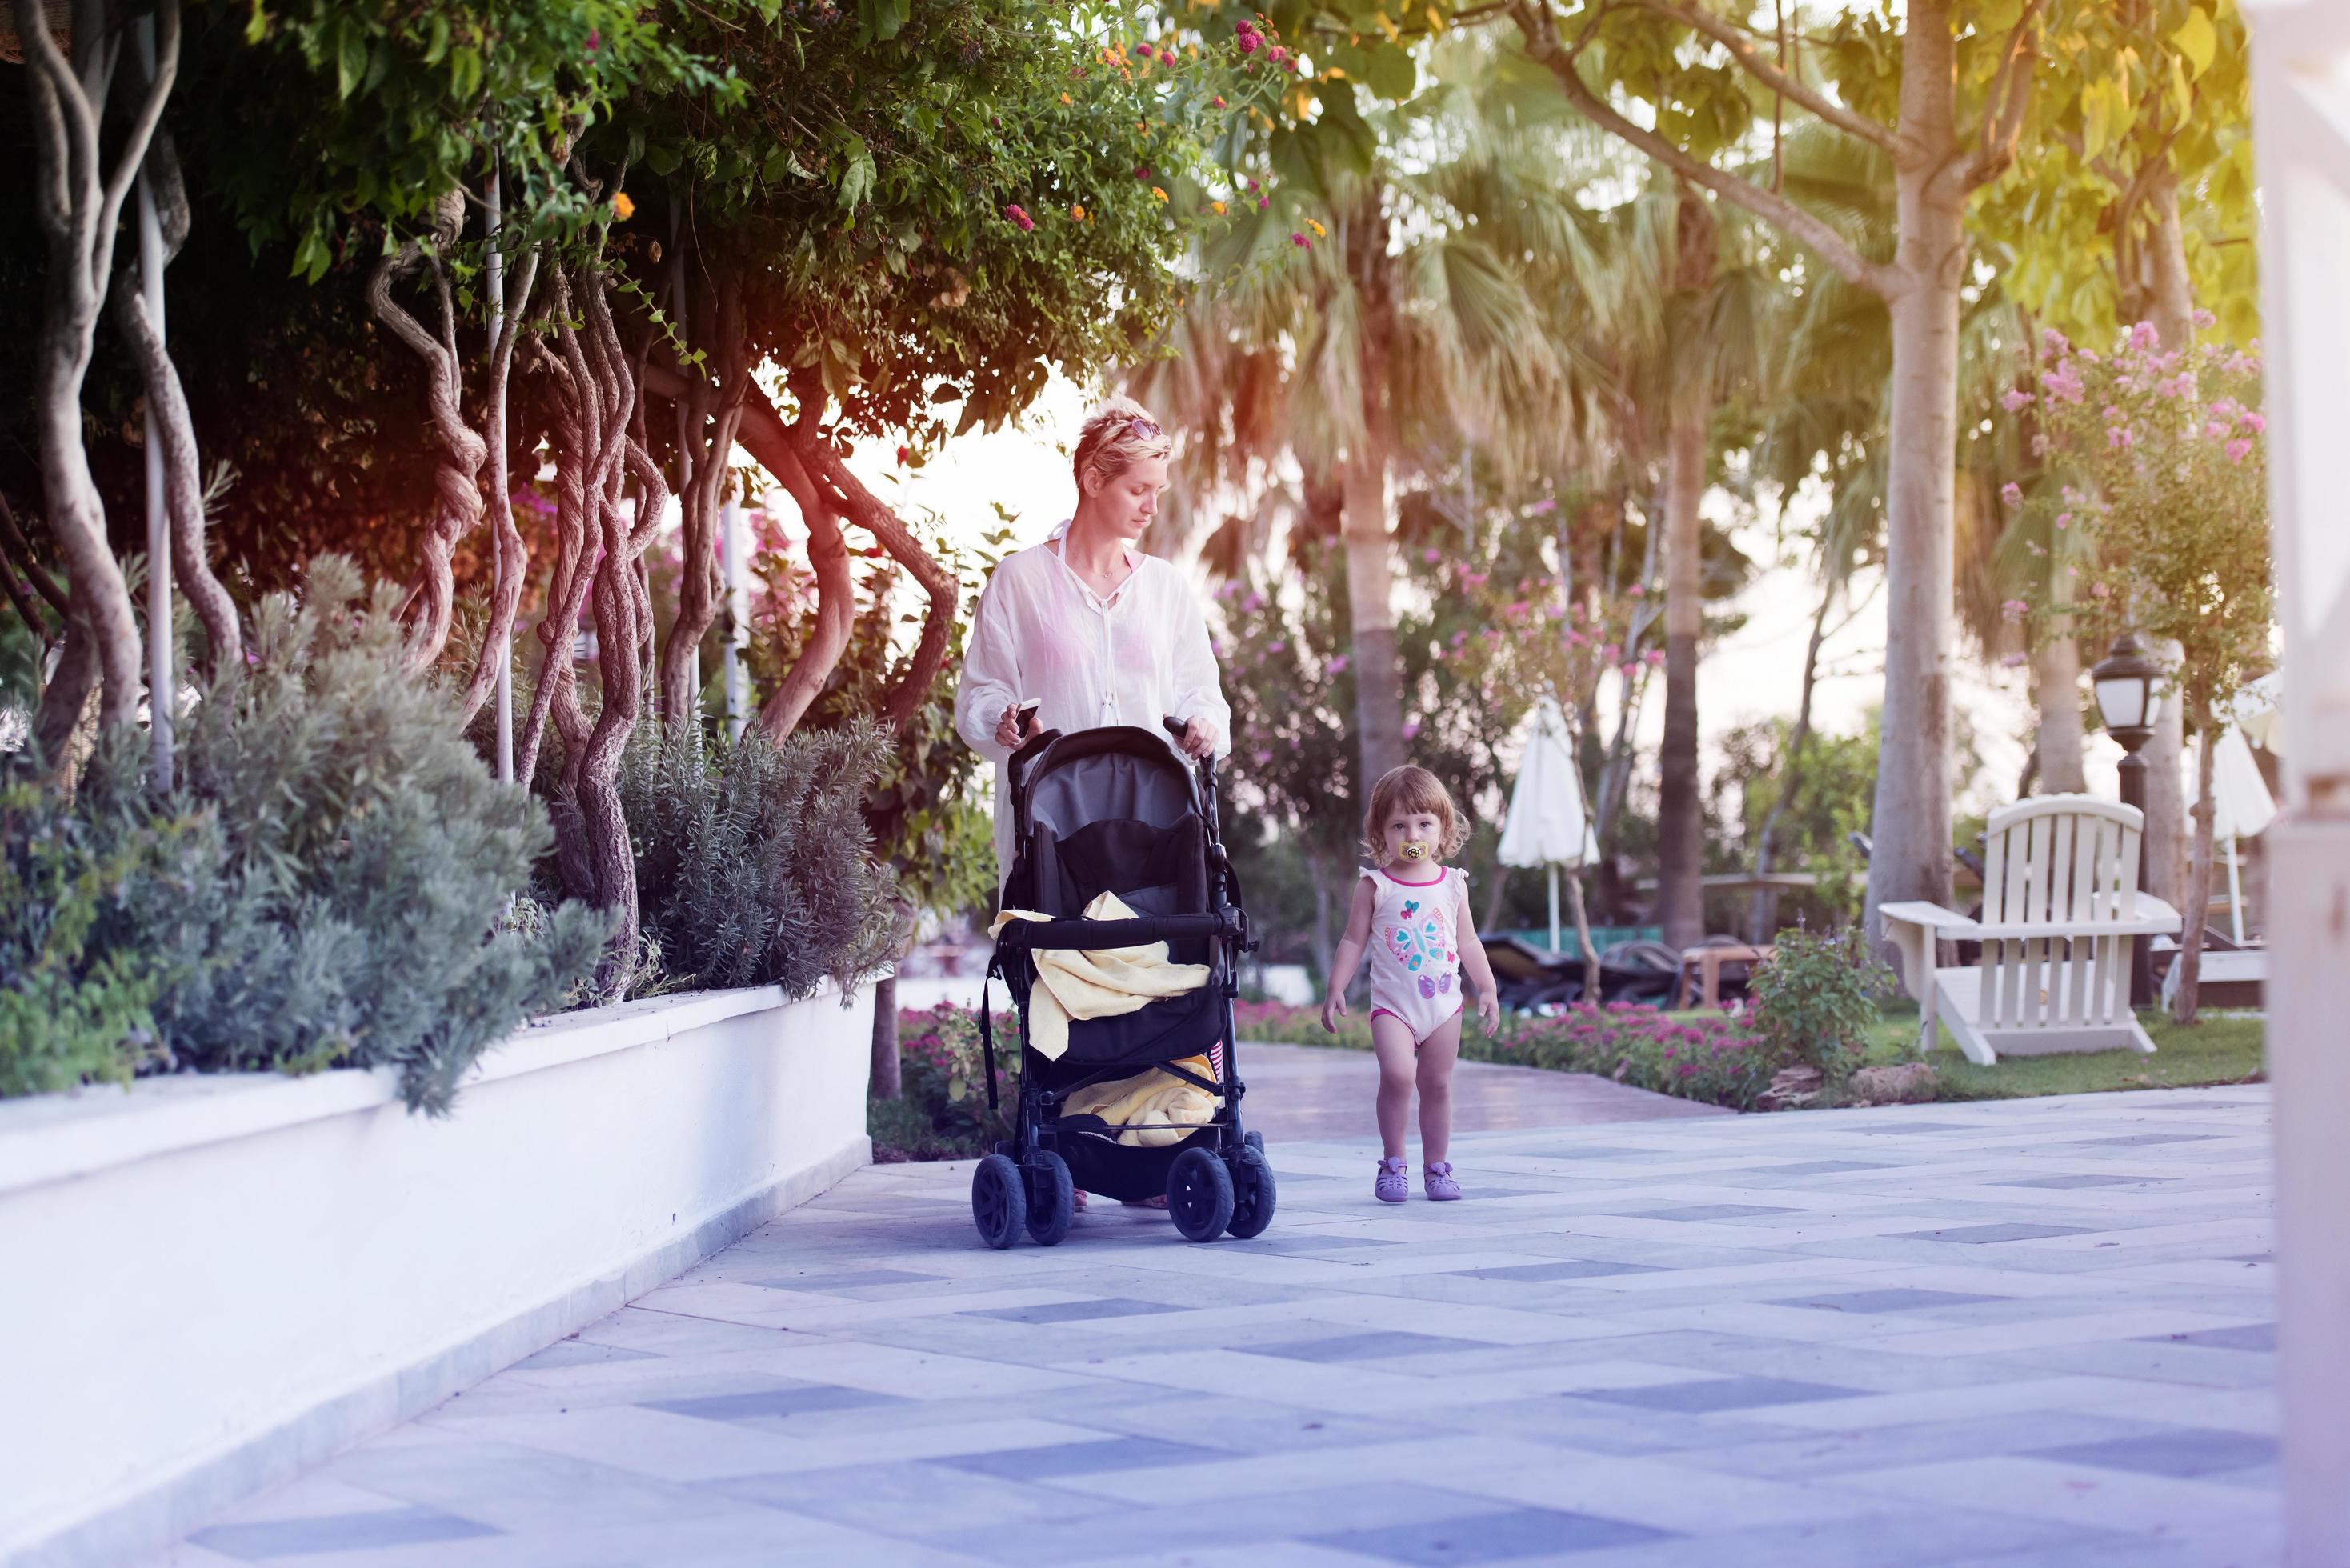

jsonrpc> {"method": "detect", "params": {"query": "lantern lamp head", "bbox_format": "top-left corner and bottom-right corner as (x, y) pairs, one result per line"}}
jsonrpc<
(2091, 630), (2162, 754)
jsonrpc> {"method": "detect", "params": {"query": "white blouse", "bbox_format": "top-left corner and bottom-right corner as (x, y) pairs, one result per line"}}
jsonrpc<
(955, 536), (1232, 882)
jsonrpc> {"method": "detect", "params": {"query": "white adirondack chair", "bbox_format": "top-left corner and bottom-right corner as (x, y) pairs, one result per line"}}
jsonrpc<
(1880, 795), (2182, 1066)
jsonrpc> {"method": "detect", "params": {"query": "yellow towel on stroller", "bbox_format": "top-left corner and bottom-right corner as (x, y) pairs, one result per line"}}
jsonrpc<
(988, 890), (1210, 1061)
(1060, 1055), (1221, 1147)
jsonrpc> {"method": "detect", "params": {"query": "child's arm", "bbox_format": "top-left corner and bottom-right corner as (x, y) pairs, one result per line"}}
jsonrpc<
(1456, 880), (1503, 1034)
(1321, 876), (1377, 1033)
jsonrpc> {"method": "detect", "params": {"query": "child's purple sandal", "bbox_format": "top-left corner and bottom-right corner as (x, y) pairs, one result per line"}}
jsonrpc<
(1374, 1157), (1409, 1203)
(1424, 1162), (1462, 1202)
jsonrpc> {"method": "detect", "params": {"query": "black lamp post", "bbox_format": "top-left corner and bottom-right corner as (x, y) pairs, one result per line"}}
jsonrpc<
(2091, 630), (2162, 1006)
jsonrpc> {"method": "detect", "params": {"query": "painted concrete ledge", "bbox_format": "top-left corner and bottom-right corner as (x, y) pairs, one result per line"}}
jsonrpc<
(0, 981), (875, 1567)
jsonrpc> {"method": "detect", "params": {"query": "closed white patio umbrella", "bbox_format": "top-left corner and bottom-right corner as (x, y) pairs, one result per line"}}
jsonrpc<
(1498, 697), (1599, 961)
(2196, 722), (2278, 943)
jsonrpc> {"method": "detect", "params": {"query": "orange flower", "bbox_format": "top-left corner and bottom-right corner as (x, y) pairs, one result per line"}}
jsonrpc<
(609, 192), (635, 221)
(1071, 204), (1087, 220)
(1211, 200), (1227, 215)
(1151, 186), (1168, 202)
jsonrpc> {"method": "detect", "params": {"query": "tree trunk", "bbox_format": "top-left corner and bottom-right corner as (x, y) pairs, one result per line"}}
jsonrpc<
(1657, 384), (1708, 951)
(1863, 23), (1965, 951)
(2137, 162), (2196, 354)
(20, 0), (178, 742)
(870, 972), (902, 1099)
(108, 131), (239, 678)
(2172, 698), (2220, 1024)
(458, 241), (543, 726)
(1340, 454), (1406, 788)
(660, 274), (748, 735)
(2032, 626), (2088, 794)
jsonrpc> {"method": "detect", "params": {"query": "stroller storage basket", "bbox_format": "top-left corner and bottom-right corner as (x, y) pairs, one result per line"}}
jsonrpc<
(970, 721), (1273, 1248)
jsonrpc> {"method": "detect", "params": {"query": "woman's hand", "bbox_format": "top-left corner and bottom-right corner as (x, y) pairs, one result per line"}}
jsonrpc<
(993, 705), (1029, 751)
(1321, 990), (1348, 1034)
(1175, 716), (1215, 759)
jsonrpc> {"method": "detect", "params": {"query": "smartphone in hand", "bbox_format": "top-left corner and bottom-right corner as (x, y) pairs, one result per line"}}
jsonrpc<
(1015, 698), (1041, 739)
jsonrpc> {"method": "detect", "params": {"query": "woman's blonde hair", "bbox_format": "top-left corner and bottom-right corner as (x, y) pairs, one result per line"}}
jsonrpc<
(1072, 394), (1172, 495)
(1361, 765), (1470, 864)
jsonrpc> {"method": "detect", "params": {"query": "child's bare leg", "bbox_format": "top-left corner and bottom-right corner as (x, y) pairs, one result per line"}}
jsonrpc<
(1370, 1014), (1418, 1161)
(1415, 1014), (1463, 1166)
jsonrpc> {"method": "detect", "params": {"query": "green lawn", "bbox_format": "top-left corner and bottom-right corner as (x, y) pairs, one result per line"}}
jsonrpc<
(1861, 1003), (2267, 1099)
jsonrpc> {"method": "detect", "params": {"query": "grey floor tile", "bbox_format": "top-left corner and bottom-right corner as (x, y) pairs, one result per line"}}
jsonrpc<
(1779, 1288), (2012, 1314)
(187, 1506), (500, 1560)
(751, 1268), (949, 1291)
(2032, 1427), (2278, 1478)
(1745, 1162), (1895, 1176)
(963, 1298), (1190, 1325)
(1447, 1262), (1667, 1283)
(1244, 1330), (1492, 1364)
(2073, 1134), (2223, 1147)
(509, 1338), (661, 1371)
(937, 1435), (1225, 1479)
(1897, 1223), (2095, 1244)
(1303, 1507), (1673, 1563)
(641, 1384), (903, 1423)
(1575, 1377), (1864, 1415)
(1623, 1205), (1801, 1222)
(2145, 1322), (2276, 1352)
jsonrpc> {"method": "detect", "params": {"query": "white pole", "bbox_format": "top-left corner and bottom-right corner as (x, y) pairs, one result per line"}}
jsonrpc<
(721, 498), (747, 742)
(2249, 5), (2350, 1558)
(486, 156), (513, 784)
(135, 17), (171, 792)
(2225, 834), (2244, 945)
(1547, 864), (1561, 954)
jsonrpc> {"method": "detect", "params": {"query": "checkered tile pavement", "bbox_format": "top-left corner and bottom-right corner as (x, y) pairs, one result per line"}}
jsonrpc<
(160, 1086), (2277, 1567)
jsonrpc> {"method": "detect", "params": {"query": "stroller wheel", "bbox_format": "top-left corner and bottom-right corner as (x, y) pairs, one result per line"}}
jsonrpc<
(1224, 1144), (1277, 1239)
(1244, 1130), (1263, 1154)
(1166, 1146), (1235, 1243)
(1024, 1150), (1075, 1246)
(971, 1154), (1023, 1250)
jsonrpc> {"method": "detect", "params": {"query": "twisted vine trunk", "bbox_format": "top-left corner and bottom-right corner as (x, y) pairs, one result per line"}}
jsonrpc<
(659, 272), (749, 734)
(534, 256), (661, 994)
(455, 239), (543, 727)
(110, 130), (238, 677)
(21, 0), (179, 746)
(365, 191), (488, 675)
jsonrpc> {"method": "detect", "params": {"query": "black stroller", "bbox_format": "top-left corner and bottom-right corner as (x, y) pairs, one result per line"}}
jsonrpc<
(971, 718), (1273, 1247)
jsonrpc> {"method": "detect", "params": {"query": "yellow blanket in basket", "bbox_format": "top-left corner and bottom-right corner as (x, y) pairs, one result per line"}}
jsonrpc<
(1061, 1056), (1222, 1147)
(988, 890), (1210, 1061)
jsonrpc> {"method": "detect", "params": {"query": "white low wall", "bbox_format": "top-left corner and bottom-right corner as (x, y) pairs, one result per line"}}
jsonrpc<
(0, 982), (874, 1567)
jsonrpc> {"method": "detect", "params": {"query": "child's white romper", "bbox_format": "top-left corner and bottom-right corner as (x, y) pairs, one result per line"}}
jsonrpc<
(1363, 865), (1466, 1046)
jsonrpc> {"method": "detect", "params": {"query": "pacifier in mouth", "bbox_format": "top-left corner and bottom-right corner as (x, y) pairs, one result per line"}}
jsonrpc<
(1399, 839), (1431, 862)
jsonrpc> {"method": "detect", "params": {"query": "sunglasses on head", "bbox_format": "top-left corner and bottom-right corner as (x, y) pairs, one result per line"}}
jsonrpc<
(1127, 417), (1163, 439)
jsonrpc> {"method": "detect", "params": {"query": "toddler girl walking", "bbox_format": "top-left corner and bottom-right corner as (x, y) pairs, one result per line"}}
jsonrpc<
(1320, 766), (1501, 1202)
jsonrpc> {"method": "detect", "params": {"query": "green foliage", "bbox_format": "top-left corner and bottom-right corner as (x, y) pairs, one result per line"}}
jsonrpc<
(1744, 924), (1896, 1086)
(0, 759), (171, 1097)
(623, 722), (901, 996)
(872, 1002), (1019, 1160)
(2016, 324), (2271, 730)
(0, 560), (604, 1111)
(615, 0), (1279, 441)
(202, 0), (721, 274)
(1232, 998), (1781, 1111)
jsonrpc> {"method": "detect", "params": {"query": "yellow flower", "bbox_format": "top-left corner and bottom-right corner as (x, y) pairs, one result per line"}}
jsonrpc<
(1323, 66), (1347, 79)
(1306, 217), (1326, 238)
(609, 192), (635, 221)
(1071, 204), (1087, 220)
(1060, 92), (1072, 104)
(1151, 186), (1168, 202)
(1211, 200), (1227, 215)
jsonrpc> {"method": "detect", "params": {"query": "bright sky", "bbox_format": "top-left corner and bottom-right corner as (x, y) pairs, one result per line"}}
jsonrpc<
(806, 367), (2155, 822)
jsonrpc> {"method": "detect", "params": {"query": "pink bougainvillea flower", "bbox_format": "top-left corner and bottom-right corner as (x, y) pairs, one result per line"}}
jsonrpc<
(1627, 583), (1645, 598)
(1401, 719), (1422, 741)
(2128, 321), (2162, 351)
(2041, 326), (2071, 355)
(2000, 651), (2028, 668)
(2000, 482), (2023, 507)
(2107, 426), (2134, 449)
(2227, 438), (2254, 463)
(2054, 511), (2071, 529)
(585, 26), (600, 54)
(1258, 195), (1270, 210)
(1643, 648), (1666, 666)
(1212, 95), (1227, 109)
(1423, 548), (1440, 563)
(1327, 654), (1349, 674)
(1267, 639), (1285, 654)
(2193, 306), (2217, 330)
(2000, 388), (2032, 411)
(2000, 597), (2028, 622)
(2241, 412), (2267, 434)
(1291, 231), (1310, 247)
(1003, 204), (1034, 231)
(1599, 644), (1619, 662)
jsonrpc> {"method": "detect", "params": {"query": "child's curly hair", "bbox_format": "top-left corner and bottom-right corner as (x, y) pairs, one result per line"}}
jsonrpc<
(1360, 765), (1471, 865)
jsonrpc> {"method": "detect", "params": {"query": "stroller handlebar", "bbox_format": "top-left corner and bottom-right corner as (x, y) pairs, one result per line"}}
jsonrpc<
(997, 911), (1238, 950)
